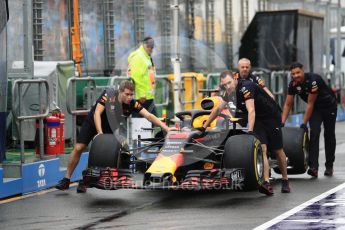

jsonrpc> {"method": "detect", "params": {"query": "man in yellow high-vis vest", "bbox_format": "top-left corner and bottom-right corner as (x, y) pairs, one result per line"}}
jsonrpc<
(128, 36), (156, 116)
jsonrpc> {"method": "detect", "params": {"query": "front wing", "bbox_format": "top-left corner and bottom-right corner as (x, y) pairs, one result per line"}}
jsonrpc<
(82, 167), (245, 191)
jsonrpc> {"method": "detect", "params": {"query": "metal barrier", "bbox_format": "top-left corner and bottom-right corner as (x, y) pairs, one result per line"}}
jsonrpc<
(109, 76), (131, 87)
(325, 71), (333, 87)
(12, 79), (50, 163)
(66, 77), (96, 144)
(338, 72), (345, 107)
(82, 76), (132, 110)
(155, 75), (171, 108)
(338, 72), (345, 88)
(270, 71), (288, 107)
(252, 69), (271, 89)
(205, 73), (220, 91)
(179, 75), (198, 109)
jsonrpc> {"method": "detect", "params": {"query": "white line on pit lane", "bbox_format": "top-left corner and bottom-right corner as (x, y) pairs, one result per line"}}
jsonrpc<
(255, 142), (345, 229)
(253, 182), (345, 230)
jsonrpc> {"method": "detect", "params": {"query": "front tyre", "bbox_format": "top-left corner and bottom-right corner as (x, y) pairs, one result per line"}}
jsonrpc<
(88, 134), (121, 168)
(223, 135), (263, 190)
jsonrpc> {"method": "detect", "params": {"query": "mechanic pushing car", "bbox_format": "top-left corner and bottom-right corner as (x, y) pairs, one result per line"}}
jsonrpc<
(281, 62), (337, 178)
(237, 58), (275, 100)
(56, 80), (174, 193)
(202, 70), (291, 195)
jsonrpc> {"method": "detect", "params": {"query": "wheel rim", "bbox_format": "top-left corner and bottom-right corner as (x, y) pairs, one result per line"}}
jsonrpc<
(303, 132), (309, 169)
(256, 145), (264, 179)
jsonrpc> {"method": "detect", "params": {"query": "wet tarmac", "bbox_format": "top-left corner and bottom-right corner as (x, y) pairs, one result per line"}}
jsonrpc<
(267, 185), (345, 229)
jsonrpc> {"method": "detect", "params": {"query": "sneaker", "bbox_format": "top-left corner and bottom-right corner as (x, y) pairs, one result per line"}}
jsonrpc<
(258, 181), (274, 196)
(76, 180), (87, 193)
(55, 178), (70, 190)
(281, 179), (291, 193)
(307, 168), (318, 178)
(324, 167), (334, 177)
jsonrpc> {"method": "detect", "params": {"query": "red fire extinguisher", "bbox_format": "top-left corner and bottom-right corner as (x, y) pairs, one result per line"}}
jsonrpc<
(35, 111), (65, 156)
(45, 116), (60, 155)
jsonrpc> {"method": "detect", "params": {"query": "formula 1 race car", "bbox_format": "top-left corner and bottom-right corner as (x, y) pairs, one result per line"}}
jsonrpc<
(82, 97), (309, 191)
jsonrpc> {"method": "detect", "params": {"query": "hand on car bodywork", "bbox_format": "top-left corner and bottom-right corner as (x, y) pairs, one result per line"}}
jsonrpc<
(161, 126), (178, 136)
(166, 127), (178, 132)
(196, 127), (206, 136)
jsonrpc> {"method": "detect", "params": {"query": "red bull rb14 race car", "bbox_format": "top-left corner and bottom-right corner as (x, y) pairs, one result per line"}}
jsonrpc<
(82, 97), (309, 191)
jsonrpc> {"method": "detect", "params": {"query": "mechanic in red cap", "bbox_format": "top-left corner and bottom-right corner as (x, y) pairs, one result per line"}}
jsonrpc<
(202, 70), (290, 196)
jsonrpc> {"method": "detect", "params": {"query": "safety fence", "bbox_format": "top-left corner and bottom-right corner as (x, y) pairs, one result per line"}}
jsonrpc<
(7, 71), (345, 158)
(0, 78), (82, 199)
(11, 79), (50, 164)
(5, 73), (207, 162)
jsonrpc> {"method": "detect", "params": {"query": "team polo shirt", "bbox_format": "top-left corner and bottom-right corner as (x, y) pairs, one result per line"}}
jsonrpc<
(87, 88), (143, 133)
(246, 73), (266, 88)
(222, 79), (281, 119)
(288, 73), (337, 110)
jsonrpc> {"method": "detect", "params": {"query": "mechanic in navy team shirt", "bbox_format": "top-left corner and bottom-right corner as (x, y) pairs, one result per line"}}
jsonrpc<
(211, 58), (274, 100)
(281, 62), (337, 178)
(56, 80), (173, 193)
(237, 58), (275, 99)
(202, 70), (291, 196)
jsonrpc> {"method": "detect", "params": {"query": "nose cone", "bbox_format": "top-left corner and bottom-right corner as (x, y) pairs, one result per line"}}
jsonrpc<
(144, 153), (184, 187)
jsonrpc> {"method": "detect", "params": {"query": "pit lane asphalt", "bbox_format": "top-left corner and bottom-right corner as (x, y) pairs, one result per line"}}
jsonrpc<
(1, 122), (345, 230)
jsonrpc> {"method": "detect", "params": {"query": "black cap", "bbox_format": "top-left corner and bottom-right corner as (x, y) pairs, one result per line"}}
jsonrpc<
(143, 36), (154, 49)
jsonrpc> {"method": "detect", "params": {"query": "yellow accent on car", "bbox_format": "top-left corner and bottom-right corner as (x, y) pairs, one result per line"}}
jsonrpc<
(192, 115), (216, 128)
(229, 117), (240, 122)
(253, 139), (260, 181)
(203, 162), (214, 170)
(200, 97), (221, 110)
(146, 156), (178, 175)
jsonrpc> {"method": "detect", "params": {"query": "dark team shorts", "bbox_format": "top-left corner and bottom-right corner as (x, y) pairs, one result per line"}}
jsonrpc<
(76, 119), (98, 145)
(253, 117), (283, 151)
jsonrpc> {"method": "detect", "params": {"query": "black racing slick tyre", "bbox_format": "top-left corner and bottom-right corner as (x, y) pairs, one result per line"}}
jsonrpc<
(223, 134), (264, 190)
(88, 134), (121, 168)
(281, 127), (309, 174)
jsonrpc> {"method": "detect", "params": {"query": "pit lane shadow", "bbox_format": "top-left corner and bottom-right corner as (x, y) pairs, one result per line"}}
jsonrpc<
(86, 198), (128, 208)
(54, 176), (331, 211)
(149, 189), (260, 209)
(53, 189), (130, 209)
(147, 176), (328, 209)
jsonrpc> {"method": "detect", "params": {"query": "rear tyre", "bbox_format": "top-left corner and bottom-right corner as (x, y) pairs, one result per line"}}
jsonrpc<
(273, 127), (309, 174)
(223, 135), (263, 190)
(88, 134), (121, 168)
